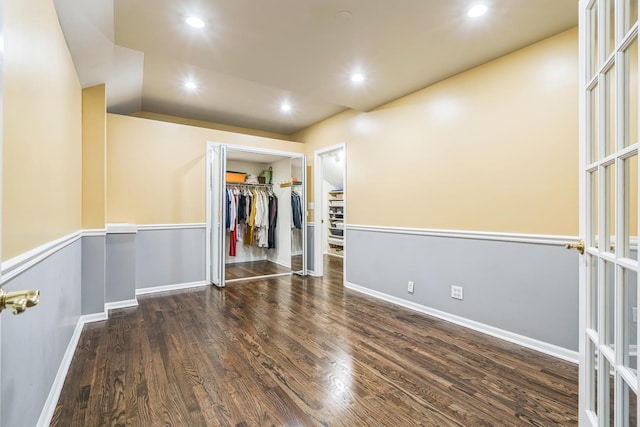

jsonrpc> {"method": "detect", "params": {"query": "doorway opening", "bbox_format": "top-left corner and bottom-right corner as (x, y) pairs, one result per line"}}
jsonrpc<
(313, 143), (346, 280)
(206, 143), (307, 287)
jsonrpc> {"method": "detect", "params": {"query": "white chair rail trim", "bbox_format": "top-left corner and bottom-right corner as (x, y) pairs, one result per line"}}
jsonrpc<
(1, 232), (83, 285)
(136, 223), (206, 231)
(346, 224), (578, 246)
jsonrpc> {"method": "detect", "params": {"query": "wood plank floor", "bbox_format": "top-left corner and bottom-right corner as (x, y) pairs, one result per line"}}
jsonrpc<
(51, 256), (578, 426)
(226, 260), (290, 280)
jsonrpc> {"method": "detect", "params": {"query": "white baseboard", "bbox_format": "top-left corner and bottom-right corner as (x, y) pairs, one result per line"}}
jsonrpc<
(36, 315), (87, 426)
(226, 272), (292, 283)
(104, 299), (138, 311)
(80, 312), (108, 323)
(136, 281), (209, 296)
(267, 257), (292, 269)
(345, 281), (579, 364)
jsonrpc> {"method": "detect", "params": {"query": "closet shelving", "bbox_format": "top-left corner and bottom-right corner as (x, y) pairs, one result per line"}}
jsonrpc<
(327, 190), (344, 257)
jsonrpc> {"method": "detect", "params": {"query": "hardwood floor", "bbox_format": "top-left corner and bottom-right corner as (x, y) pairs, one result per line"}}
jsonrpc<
(51, 256), (578, 426)
(225, 260), (290, 280)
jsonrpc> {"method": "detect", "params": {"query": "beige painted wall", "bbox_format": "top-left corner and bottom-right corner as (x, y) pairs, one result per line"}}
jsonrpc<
(3, 0), (82, 260)
(294, 28), (579, 236)
(82, 85), (107, 229)
(106, 114), (304, 224)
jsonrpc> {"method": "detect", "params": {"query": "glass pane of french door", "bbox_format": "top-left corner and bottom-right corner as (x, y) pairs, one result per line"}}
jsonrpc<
(581, 0), (639, 425)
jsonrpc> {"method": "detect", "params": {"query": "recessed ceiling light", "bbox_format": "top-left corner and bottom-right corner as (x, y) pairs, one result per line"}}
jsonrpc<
(467, 4), (488, 18)
(186, 16), (205, 28)
(184, 81), (197, 90)
(351, 73), (365, 84)
(280, 102), (292, 113)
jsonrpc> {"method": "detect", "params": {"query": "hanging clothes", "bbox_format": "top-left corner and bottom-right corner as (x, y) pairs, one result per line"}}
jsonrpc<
(228, 188), (237, 232)
(238, 193), (247, 223)
(243, 189), (252, 225)
(268, 193), (278, 249)
(228, 188), (238, 256)
(257, 190), (270, 248)
(226, 184), (279, 250)
(224, 189), (231, 230)
(244, 189), (258, 246)
(291, 191), (303, 229)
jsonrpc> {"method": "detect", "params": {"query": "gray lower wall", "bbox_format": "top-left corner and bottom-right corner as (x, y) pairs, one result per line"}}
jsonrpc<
(346, 229), (579, 351)
(0, 226), (580, 426)
(81, 235), (105, 314)
(136, 228), (206, 289)
(105, 233), (136, 303)
(0, 226), (208, 426)
(1, 239), (82, 427)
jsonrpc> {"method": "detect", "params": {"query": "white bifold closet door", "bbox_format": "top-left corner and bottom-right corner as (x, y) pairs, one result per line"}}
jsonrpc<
(209, 144), (227, 287)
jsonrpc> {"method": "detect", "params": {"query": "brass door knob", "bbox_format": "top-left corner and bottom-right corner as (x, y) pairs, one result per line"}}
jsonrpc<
(565, 239), (585, 255)
(0, 288), (40, 315)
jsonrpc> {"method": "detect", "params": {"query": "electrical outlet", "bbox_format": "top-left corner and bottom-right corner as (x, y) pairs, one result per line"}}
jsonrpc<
(408, 281), (415, 294)
(451, 285), (463, 300)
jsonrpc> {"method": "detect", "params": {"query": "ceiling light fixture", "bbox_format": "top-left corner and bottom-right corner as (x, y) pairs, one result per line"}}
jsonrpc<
(184, 81), (198, 90)
(467, 4), (488, 18)
(186, 16), (205, 28)
(280, 102), (292, 113)
(351, 73), (365, 84)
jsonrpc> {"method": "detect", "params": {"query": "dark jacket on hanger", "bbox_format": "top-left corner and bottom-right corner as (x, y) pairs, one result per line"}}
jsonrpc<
(268, 194), (278, 249)
(291, 192), (303, 229)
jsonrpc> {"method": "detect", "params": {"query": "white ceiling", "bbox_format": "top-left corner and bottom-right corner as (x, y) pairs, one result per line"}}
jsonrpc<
(54, 0), (578, 136)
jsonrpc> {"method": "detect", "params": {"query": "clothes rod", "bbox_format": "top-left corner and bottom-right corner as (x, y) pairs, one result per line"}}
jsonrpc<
(226, 183), (272, 187)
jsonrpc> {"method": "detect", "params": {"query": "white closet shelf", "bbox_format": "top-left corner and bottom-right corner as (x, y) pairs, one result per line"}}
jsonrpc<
(327, 189), (345, 256)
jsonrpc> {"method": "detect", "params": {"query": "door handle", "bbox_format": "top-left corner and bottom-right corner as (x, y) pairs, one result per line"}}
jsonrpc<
(0, 288), (40, 315)
(565, 239), (585, 255)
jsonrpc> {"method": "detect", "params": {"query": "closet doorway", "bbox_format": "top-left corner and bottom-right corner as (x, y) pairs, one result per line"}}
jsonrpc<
(313, 143), (346, 279)
(206, 143), (307, 287)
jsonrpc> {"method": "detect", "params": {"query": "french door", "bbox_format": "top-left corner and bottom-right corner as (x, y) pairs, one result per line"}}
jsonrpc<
(580, 0), (640, 425)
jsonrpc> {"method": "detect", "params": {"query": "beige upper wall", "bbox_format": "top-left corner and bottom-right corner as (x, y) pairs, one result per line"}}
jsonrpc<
(294, 28), (579, 236)
(82, 85), (107, 229)
(3, 0), (82, 260)
(106, 114), (304, 224)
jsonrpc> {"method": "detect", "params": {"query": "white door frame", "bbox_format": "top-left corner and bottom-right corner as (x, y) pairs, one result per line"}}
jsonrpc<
(578, 1), (587, 424)
(205, 143), (212, 285)
(313, 142), (346, 281)
(0, 0), (6, 421)
(205, 142), (308, 283)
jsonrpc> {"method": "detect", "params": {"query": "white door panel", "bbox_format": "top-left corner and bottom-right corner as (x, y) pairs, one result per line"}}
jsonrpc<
(580, 0), (640, 424)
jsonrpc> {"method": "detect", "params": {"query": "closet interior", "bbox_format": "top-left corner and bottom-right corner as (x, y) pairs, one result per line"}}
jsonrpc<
(327, 190), (344, 257)
(320, 148), (345, 258)
(222, 149), (305, 283)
